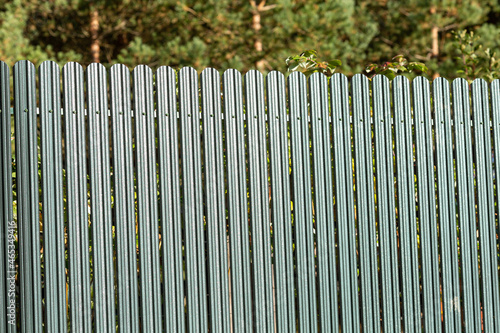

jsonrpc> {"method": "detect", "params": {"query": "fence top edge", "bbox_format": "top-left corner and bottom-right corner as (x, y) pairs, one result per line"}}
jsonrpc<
(2, 60), (499, 86)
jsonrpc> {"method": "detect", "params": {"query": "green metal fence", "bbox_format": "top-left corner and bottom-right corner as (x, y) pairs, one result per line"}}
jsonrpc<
(1, 60), (500, 332)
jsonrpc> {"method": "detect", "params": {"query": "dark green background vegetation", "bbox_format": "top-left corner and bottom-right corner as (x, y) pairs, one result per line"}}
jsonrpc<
(1, 0), (500, 79)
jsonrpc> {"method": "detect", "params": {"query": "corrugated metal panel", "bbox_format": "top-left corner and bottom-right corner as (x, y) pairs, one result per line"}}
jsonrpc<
(1, 65), (500, 332)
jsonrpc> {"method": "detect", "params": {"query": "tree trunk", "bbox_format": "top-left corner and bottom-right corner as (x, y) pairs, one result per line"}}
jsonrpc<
(430, 6), (439, 79)
(249, 0), (276, 72)
(90, 5), (100, 63)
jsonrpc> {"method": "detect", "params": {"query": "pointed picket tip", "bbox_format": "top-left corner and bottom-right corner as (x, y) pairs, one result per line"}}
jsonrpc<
(471, 77), (488, 88)
(372, 74), (390, 85)
(0, 59), (7, 68)
(201, 67), (220, 76)
(39, 60), (59, 71)
(244, 69), (264, 80)
(110, 63), (130, 72)
(179, 66), (197, 76)
(393, 75), (410, 85)
(309, 71), (328, 84)
(352, 73), (370, 83)
(266, 70), (285, 80)
(331, 72), (348, 80)
(62, 61), (84, 72)
(132, 64), (153, 76)
(452, 77), (469, 87)
(413, 75), (430, 85)
(87, 62), (106, 71)
(287, 70), (306, 81)
(156, 65), (176, 75)
(14, 60), (35, 72)
(222, 68), (242, 81)
(491, 78), (500, 90)
(432, 76), (450, 85)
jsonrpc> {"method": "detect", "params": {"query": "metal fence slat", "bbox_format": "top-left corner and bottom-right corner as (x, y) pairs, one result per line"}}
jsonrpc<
(156, 66), (186, 332)
(330, 73), (360, 332)
(489, 79), (500, 331)
(14, 60), (43, 333)
(86, 63), (116, 331)
(432, 78), (462, 332)
(352, 74), (381, 333)
(266, 71), (296, 332)
(451, 78), (481, 332)
(132, 65), (162, 332)
(200, 68), (231, 332)
(413, 76), (441, 332)
(0, 60), (14, 333)
(222, 69), (253, 332)
(39, 61), (67, 332)
(288, 72), (318, 333)
(110, 64), (140, 332)
(62, 62), (92, 332)
(179, 67), (209, 332)
(471, 79), (500, 332)
(244, 70), (275, 333)
(309, 73), (339, 332)
(392, 76), (420, 333)
(372, 75), (401, 332)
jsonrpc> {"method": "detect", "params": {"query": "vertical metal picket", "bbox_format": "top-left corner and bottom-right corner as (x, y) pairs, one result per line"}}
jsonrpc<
(309, 72), (339, 332)
(266, 71), (296, 332)
(200, 68), (231, 332)
(179, 67), (208, 332)
(471, 79), (500, 332)
(392, 76), (421, 333)
(287, 71), (318, 332)
(372, 75), (401, 332)
(288, 71), (318, 333)
(110, 64), (139, 333)
(432, 78), (462, 332)
(351, 74), (380, 333)
(0, 60), (14, 333)
(222, 69), (253, 332)
(488, 79), (500, 332)
(62, 62), (92, 332)
(13, 60), (42, 333)
(244, 70), (275, 333)
(86, 63), (116, 331)
(156, 66), (186, 332)
(330, 73), (360, 332)
(132, 65), (162, 332)
(451, 78), (482, 332)
(39, 61), (67, 332)
(413, 76), (441, 332)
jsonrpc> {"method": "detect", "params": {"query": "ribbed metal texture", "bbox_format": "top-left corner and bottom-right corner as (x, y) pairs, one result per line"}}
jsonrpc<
(1, 63), (499, 332)
(62, 62), (92, 332)
(14, 60), (42, 333)
(413, 76), (441, 332)
(245, 70), (274, 333)
(393, 76), (420, 333)
(288, 72), (317, 333)
(86, 63), (116, 331)
(452, 78), (482, 332)
(330, 73), (360, 332)
(110, 64), (139, 332)
(39, 61), (67, 332)
(200, 68), (231, 333)
(372, 75), (400, 333)
(222, 69), (253, 332)
(0, 61), (14, 333)
(179, 67), (209, 331)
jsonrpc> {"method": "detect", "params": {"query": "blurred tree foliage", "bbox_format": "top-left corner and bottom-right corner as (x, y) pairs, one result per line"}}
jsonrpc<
(0, 0), (499, 79)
